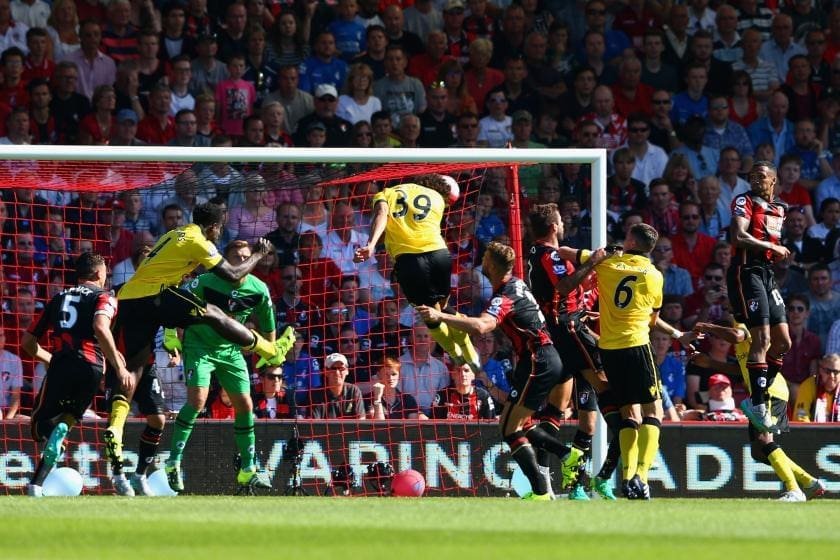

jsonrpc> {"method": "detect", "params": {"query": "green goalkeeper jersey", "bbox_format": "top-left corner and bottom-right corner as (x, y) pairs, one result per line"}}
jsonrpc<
(183, 273), (276, 352)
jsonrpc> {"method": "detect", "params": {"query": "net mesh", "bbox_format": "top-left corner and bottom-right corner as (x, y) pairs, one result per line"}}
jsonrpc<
(0, 157), (547, 496)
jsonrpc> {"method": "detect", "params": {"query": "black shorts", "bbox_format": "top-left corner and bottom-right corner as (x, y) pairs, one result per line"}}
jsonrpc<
(600, 343), (661, 407)
(107, 363), (166, 416)
(30, 354), (102, 441)
(394, 249), (452, 307)
(574, 374), (599, 412)
(116, 286), (207, 363)
(728, 264), (787, 328)
(748, 396), (790, 442)
(508, 344), (569, 411)
(548, 317), (603, 377)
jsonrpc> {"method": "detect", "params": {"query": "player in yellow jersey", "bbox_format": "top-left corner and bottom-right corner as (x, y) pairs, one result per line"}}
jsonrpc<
(354, 174), (481, 374)
(594, 223), (671, 500)
(692, 320), (826, 501)
(104, 202), (295, 490)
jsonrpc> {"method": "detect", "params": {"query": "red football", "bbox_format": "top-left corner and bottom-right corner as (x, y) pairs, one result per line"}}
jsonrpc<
(391, 469), (425, 497)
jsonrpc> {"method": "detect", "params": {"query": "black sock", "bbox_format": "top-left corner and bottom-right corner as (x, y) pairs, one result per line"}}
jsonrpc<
(526, 425), (570, 459)
(506, 431), (547, 495)
(31, 459), (52, 486)
(136, 426), (163, 476)
(603, 410), (622, 438)
(767, 356), (783, 379)
(573, 429), (593, 452)
(597, 438), (622, 480)
(535, 420), (560, 467)
(747, 362), (769, 405)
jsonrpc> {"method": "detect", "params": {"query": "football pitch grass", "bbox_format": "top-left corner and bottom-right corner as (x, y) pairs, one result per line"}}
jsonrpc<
(2, 496), (839, 559)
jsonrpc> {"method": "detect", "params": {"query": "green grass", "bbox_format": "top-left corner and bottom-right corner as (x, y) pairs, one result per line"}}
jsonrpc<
(2, 497), (839, 559)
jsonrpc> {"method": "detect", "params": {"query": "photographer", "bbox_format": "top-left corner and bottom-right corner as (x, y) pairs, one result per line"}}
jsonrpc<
(682, 262), (732, 329)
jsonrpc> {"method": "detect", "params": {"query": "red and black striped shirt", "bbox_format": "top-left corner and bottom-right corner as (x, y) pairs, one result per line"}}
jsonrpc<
(528, 242), (584, 324)
(731, 191), (786, 264)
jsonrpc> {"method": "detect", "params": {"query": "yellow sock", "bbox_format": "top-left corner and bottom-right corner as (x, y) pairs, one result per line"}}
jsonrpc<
(109, 397), (130, 435)
(767, 448), (799, 492)
(449, 318), (481, 368)
(636, 422), (661, 484)
(428, 322), (463, 361)
(619, 426), (639, 481)
(248, 329), (277, 360)
(787, 458), (816, 488)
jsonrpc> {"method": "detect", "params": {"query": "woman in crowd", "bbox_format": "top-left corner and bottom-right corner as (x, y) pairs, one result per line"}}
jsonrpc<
(337, 63), (382, 125)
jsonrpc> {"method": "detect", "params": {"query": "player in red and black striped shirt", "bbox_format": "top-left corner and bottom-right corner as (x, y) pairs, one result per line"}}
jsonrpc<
(728, 160), (792, 432)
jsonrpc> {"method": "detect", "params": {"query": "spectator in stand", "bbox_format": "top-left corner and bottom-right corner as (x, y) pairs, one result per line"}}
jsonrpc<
(612, 0), (657, 53)
(206, 387), (235, 419)
(298, 230), (342, 313)
(274, 263), (323, 346)
(671, 202), (715, 285)
(265, 202), (302, 267)
(788, 119), (832, 191)
(418, 81), (455, 148)
(136, 82), (175, 145)
(0, 328), (22, 418)
(306, 352), (365, 419)
(102, 0), (138, 62)
(46, 0), (80, 60)
(323, 199), (371, 276)
(184, 0), (211, 42)
(670, 63), (709, 127)
(579, 30), (616, 86)
(652, 236), (693, 298)
(0, 46), (27, 109)
(806, 263), (840, 349)
(717, 146), (750, 203)
(662, 4), (690, 67)
(712, 4), (742, 64)
(682, 262), (731, 328)
(688, 30), (733, 97)
(641, 30), (680, 94)
(158, 2), (191, 63)
(748, 92), (795, 168)
(168, 56), (195, 117)
(398, 321), (449, 416)
(253, 367), (296, 419)
(733, 28), (779, 107)
(489, 5), (526, 69)
(367, 356), (424, 420)
(431, 362), (495, 420)
(792, 353), (840, 422)
(532, 110), (568, 148)
(471, 330), (511, 406)
(673, 116), (719, 179)
(261, 102), (293, 147)
(784, 294), (820, 405)
(806, 197), (840, 243)
(684, 326), (738, 411)
(477, 90), (511, 148)
(382, 4), (423, 59)
(761, 13), (806, 84)
(663, 153), (697, 204)
(437, 59), (477, 117)
(611, 56), (653, 119)
(0, 0), (28, 56)
(649, 89), (679, 152)
(804, 29), (830, 87)
(21, 27), (52, 84)
(329, 0), (365, 63)
(336, 62), (381, 125)
(651, 329), (687, 411)
(463, 0), (495, 43)
(242, 27), (277, 106)
(607, 147), (646, 215)
(214, 54), (255, 138)
(216, 2), (247, 63)
(776, 154), (815, 225)
(642, 179), (680, 238)
(112, 230), (153, 290)
(168, 108), (209, 148)
(136, 32), (166, 107)
(703, 95), (753, 170)
(397, 112), (421, 148)
(77, 84), (115, 145)
(294, 83), (352, 147)
(27, 78), (58, 144)
(580, 0), (629, 64)
(374, 44), (426, 122)
(581, 85), (627, 152)
(783, 207), (821, 270)
(263, 65), (312, 135)
(299, 30), (347, 94)
(696, 176), (729, 240)
(238, 114), (265, 147)
(487, 55), (539, 119)
(190, 33), (228, 97)
(352, 24), (387, 80)
(408, 30), (452, 87)
(522, 30), (564, 103)
(61, 20), (115, 102)
(5, 230), (47, 299)
(728, 71), (761, 130)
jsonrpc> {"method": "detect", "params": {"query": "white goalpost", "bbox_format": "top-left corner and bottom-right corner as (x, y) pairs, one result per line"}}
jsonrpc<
(0, 144), (610, 491)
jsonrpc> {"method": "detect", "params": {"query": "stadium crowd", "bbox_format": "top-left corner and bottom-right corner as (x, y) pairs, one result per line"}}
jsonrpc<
(1, 0), (840, 429)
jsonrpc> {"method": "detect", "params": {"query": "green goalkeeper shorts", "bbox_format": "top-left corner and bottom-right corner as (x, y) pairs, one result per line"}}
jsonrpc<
(183, 347), (251, 396)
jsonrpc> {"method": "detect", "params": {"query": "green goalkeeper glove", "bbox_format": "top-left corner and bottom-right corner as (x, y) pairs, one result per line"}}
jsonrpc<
(163, 328), (182, 354)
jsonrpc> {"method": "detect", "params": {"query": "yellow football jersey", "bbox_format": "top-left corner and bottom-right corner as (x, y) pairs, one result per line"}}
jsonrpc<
(118, 223), (223, 300)
(733, 323), (790, 401)
(372, 183), (448, 258)
(595, 252), (663, 350)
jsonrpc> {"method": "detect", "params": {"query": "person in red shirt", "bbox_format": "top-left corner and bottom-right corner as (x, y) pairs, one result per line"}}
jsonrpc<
(407, 30), (454, 86)
(611, 56), (654, 118)
(777, 153), (815, 226)
(136, 82), (176, 145)
(431, 363), (495, 419)
(0, 47), (29, 108)
(671, 200), (717, 286)
(21, 28), (54, 85)
(298, 230), (342, 312)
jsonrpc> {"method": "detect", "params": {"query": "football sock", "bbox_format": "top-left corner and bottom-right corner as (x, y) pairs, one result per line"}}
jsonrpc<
(169, 403), (199, 464)
(619, 419), (640, 481)
(636, 417), (661, 484)
(572, 429), (593, 453)
(787, 459), (816, 487)
(506, 431), (547, 495)
(248, 330), (277, 360)
(234, 411), (256, 471)
(765, 444), (799, 492)
(526, 424), (571, 459)
(766, 355), (783, 380)
(427, 322), (462, 362)
(136, 426), (163, 476)
(597, 437), (622, 480)
(746, 362), (769, 405)
(447, 314), (481, 368)
(535, 419), (560, 467)
(109, 396), (131, 437)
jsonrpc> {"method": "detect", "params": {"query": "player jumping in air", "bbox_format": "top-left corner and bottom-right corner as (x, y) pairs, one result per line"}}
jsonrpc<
(354, 173), (482, 375)
(104, 202), (295, 494)
(418, 242), (573, 501)
(165, 240), (278, 494)
(728, 161), (791, 433)
(692, 320), (826, 501)
(22, 253), (129, 497)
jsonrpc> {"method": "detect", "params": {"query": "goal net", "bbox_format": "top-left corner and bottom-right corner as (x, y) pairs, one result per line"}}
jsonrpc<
(0, 146), (606, 496)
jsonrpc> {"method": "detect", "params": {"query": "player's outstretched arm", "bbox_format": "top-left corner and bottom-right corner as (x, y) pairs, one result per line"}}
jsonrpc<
(355, 201), (388, 263)
(555, 247), (607, 297)
(692, 321), (746, 345)
(20, 332), (52, 365)
(417, 306), (497, 335)
(213, 238), (275, 282)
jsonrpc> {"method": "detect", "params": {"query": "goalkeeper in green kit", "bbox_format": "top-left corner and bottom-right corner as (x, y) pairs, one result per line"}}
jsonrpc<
(165, 240), (293, 493)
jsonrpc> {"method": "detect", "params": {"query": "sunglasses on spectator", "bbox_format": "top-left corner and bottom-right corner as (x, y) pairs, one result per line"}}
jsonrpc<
(788, 305), (806, 312)
(820, 366), (840, 375)
(652, 98), (670, 104)
(430, 80), (446, 89)
(704, 274), (723, 281)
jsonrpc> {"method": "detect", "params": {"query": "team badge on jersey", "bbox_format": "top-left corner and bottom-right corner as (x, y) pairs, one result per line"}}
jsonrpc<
(748, 299), (759, 312)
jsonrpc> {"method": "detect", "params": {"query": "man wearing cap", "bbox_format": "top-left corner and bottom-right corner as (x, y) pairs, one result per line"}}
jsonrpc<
(441, 0), (469, 64)
(702, 374), (748, 421)
(307, 352), (366, 419)
(294, 83), (352, 147)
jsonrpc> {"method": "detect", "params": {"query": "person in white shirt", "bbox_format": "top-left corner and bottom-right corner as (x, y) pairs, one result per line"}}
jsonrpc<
(478, 90), (512, 147)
